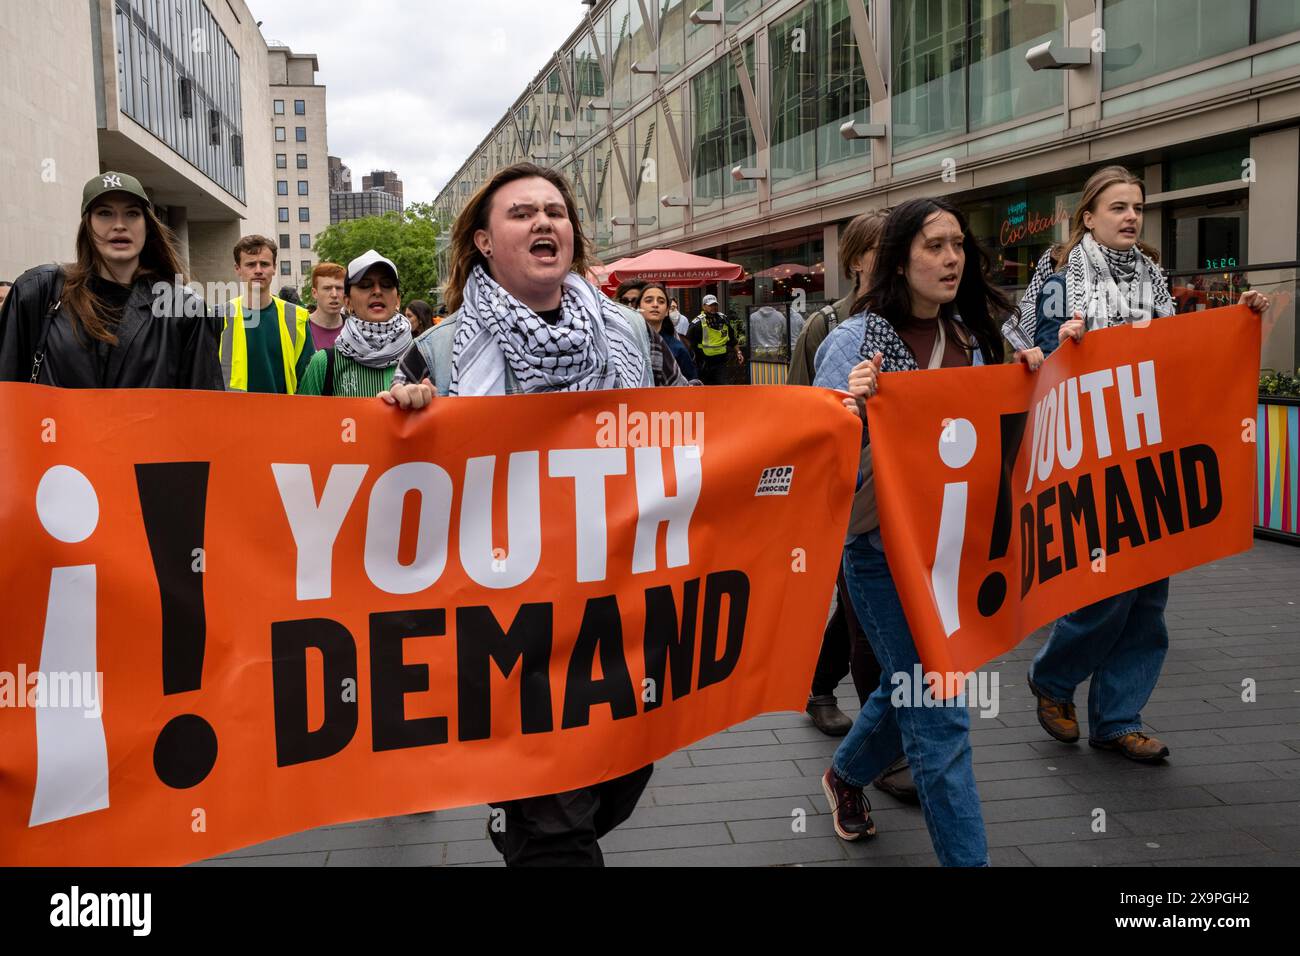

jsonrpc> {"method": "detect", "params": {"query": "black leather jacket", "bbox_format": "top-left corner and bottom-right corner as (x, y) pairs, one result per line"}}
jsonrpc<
(0, 264), (223, 389)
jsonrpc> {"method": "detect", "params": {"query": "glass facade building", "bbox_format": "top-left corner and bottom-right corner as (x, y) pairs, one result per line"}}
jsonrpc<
(112, 0), (246, 201)
(435, 0), (1300, 374)
(330, 189), (403, 224)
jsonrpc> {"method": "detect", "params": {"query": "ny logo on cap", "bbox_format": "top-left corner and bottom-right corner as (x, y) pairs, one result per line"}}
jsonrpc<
(102, 174), (123, 189)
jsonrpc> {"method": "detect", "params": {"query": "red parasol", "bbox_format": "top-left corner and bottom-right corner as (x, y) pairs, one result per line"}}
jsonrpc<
(604, 248), (744, 292)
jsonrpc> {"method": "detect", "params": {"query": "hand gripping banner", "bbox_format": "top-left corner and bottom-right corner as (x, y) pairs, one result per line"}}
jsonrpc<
(867, 306), (1260, 689)
(0, 385), (858, 865)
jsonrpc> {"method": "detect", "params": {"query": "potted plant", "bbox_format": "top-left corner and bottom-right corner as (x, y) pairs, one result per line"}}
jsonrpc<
(1257, 369), (1300, 543)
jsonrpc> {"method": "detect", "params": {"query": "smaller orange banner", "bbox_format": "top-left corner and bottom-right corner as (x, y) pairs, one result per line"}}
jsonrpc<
(867, 306), (1260, 686)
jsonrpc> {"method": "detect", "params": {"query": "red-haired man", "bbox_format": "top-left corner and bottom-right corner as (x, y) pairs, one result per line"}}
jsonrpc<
(308, 262), (346, 351)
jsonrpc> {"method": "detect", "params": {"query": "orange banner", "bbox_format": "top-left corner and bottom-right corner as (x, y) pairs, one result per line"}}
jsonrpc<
(0, 384), (859, 865)
(868, 306), (1260, 688)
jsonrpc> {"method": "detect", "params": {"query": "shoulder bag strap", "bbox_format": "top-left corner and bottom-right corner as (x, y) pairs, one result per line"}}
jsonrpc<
(30, 269), (66, 384)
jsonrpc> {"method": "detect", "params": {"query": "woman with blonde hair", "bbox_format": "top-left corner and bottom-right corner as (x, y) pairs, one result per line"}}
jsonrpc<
(1026, 165), (1269, 762)
(0, 171), (221, 388)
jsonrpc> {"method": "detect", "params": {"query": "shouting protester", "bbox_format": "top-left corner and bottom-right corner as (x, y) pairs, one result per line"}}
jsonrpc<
(0, 171), (221, 389)
(308, 262), (347, 351)
(814, 197), (1042, 866)
(1026, 166), (1269, 763)
(298, 251), (413, 398)
(380, 162), (655, 867)
(221, 235), (315, 394)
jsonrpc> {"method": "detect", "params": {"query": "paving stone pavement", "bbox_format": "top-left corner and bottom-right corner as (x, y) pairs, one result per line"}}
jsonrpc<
(203, 540), (1300, 868)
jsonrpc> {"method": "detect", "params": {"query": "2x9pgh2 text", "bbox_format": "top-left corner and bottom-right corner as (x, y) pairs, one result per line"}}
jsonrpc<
(1017, 359), (1224, 593)
(267, 446), (749, 767)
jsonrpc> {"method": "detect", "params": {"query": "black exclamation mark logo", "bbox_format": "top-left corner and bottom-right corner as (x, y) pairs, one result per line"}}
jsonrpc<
(977, 412), (1028, 618)
(135, 462), (218, 789)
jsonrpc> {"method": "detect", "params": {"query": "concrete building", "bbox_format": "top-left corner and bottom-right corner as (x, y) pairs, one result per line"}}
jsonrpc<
(328, 155), (353, 193)
(267, 43), (331, 293)
(330, 189), (403, 224)
(1, 0), (276, 294)
(434, 0), (1300, 375)
(362, 169), (403, 205)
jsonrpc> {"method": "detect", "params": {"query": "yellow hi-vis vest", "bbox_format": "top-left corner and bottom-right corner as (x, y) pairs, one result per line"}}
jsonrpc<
(220, 295), (311, 393)
(700, 318), (730, 357)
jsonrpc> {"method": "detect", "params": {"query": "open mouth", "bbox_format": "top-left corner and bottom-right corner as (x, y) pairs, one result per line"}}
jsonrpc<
(529, 237), (558, 261)
(367, 301), (387, 313)
(109, 239), (132, 250)
(940, 274), (958, 285)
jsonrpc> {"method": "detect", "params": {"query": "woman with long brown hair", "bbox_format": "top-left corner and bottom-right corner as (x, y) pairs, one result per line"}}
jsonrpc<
(380, 162), (655, 867)
(1026, 165), (1269, 763)
(0, 171), (222, 388)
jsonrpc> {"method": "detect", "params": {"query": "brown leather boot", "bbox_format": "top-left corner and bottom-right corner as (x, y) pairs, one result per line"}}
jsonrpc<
(1028, 676), (1079, 743)
(872, 755), (919, 805)
(1090, 732), (1170, 762)
(806, 695), (852, 736)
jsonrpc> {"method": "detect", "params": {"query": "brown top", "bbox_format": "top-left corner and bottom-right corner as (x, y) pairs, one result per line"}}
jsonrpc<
(896, 316), (973, 370)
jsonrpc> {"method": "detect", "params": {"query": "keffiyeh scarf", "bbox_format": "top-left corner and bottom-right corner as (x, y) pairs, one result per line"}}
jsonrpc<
(450, 264), (649, 396)
(1001, 248), (1057, 352)
(1066, 233), (1174, 330)
(335, 313), (412, 368)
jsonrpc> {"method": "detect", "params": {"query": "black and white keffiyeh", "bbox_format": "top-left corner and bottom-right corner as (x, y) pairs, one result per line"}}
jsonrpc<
(449, 265), (650, 395)
(335, 313), (413, 368)
(1001, 248), (1057, 351)
(1066, 233), (1174, 330)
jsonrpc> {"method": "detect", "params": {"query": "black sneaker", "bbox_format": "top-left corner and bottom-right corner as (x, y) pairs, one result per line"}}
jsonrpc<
(821, 768), (876, 841)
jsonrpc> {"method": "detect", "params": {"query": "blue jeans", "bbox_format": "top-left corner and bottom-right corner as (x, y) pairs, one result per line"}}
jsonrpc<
(831, 535), (989, 867)
(1029, 579), (1170, 742)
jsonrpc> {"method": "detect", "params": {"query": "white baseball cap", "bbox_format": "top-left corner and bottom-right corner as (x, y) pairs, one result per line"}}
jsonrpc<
(346, 249), (399, 290)
(703, 294), (719, 306)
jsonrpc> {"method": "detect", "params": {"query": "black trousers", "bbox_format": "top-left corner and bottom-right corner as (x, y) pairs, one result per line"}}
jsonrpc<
(698, 355), (730, 385)
(810, 568), (881, 705)
(488, 765), (654, 867)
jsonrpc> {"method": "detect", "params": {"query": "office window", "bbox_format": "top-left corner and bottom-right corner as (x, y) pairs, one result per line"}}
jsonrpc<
(275, 126), (286, 142)
(274, 99), (285, 114)
(277, 180), (289, 195)
(299, 233), (311, 249)
(301, 260), (311, 274)
(278, 207), (290, 222)
(280, 261), (291, 276)
(891, 0), (1064, 152)
(296, 153), (307, 169)
(1101, 0), (1250, 90)
(295, 127), (307, 142)
(299, 207), (310, 222)
(691, 45), (758, 201)
(968, 0), (1063, 129)
(1259, 0), (1300, 40)
(770, 3), (818, 187)
(294, 99), (305, 114)
(279, 234), (291, 249)
(276, 153), (287, 169)
(298, 181), (309, 196)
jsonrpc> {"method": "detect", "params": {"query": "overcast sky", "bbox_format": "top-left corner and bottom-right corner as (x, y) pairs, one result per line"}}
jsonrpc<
(249, 1), (589, 206)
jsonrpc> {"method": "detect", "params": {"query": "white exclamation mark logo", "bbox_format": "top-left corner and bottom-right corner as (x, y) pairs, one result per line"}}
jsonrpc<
(932, 419), (977, 638)
(28, 465), (109, 827)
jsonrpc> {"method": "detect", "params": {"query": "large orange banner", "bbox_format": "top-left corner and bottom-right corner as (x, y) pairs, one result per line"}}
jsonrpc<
(868, 306), (1260, 687)
(0, 384), (858, 865)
